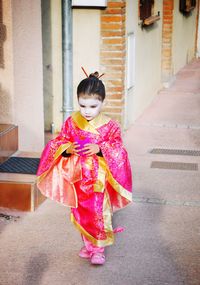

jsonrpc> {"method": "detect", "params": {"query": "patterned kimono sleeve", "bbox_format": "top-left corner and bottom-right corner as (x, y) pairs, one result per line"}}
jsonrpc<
(36, 117), (82, 207)
(37, 118), (72, 176)
(98, 120), (132, 193)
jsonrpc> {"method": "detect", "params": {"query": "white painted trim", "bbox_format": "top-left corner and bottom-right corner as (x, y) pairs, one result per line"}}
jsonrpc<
(127, 32), (135, 90)
(72, 0), (107, 7)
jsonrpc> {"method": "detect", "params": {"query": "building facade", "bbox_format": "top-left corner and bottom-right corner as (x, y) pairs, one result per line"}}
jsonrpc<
(0, 0), (199, 152)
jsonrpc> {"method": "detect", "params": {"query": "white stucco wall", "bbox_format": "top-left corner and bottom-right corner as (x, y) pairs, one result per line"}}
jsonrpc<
(0, 0), (14, 124)
(172, 0), (197, 73)
(42, 0), (63, 133)
(125, 0), (163, 127)
(12, 0), (44, 151)
(198, 9), (200, 57)
(42, 0), (53, 132)
(72, 9), (100, 109)
(51, 0), (63, 133)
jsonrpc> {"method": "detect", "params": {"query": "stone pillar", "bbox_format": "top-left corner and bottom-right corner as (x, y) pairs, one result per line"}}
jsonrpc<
(100, 0), (126, 124)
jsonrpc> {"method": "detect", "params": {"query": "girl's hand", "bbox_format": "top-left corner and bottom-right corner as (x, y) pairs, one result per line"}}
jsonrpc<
(66, 142), (80, 154)
(80, 143), (100, 156)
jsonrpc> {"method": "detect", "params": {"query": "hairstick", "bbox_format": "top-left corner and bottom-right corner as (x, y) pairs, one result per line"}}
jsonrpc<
(98, 73), (105, 79)
(81, 67), (105, 79)
(81, 66), (88, 77)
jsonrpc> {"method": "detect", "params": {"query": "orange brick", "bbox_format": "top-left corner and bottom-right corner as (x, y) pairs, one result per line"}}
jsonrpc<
(102, 8), (123, 15)
(106, 100), (124, 107)
(162, 45), (172, 51)
(101, 58), (125, 65)
(107, 86), (123, 92)
(102, 74), (124, 81)
(163, 10), (173, 16)
(101, 23), (122, 30)
(162, 49), (172, 57)
(163, 23), (173, 29)
(106, 93), (122, 100)
(163, 32), (173, 39)
(102, 38), (125, 45)
(162, 38), (172, 44)
(108, 2), (126, 8)
(100, 51), (125, 58)
(106, 81), (123, 88)
(101, 15), (125, 23)
(163, 13), (173, 18)
(163, 0), (174, 9)
(101, 65), (125, 72)
(101, 30), (125, 37)
(101, 44), (125, 51)
(163, 4), (174, 10)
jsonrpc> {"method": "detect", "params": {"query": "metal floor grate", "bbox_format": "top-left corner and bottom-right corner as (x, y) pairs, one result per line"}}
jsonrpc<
(150, 148), (200, 156)
(0, 157), (40, 174)
(133, 197), (200, 207)
(151, 161), (198, 171)
(0, 213), (20, 222)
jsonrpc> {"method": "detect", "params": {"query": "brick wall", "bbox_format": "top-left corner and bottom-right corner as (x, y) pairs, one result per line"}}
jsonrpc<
(161, 0), (174, 84)
(100, 0), (126, 124)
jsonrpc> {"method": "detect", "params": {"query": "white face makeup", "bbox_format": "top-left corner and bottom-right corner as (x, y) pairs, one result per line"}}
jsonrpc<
(78, 97), (103, 121)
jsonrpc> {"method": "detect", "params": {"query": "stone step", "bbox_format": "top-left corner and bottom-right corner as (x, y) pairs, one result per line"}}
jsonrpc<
(0, 124), (18, 164)
(0, 152), (46, 212)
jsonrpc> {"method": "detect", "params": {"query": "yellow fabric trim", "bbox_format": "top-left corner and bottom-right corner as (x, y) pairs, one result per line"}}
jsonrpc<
(37, 143), (71, 184)
(90, 112), (111, 129)
(54, 142), (72, 160)
(103, 190), (114, 236)
(94, 157), (106, 193)
(71, 183), (78, 208)
(70, 212), (114, 247)
(71, 111), (110, 134)
(37, 169), (50, 184)
(84, 157), (93, 170)
(107, 170), (132, 202)
(93, 156), (132, 202)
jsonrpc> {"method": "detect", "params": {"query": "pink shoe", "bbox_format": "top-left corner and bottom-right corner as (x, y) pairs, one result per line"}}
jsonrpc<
(90, 252), (105, 265)
(78, 246), (91, 259)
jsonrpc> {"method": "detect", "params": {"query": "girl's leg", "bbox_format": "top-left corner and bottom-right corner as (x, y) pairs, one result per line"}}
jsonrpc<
(82, 235), (104, 254)
(81, 235), (105, 265)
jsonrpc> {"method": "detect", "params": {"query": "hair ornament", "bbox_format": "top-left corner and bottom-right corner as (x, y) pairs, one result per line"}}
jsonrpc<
(81, 66), (89, 77)
(81, 67), (105, 79)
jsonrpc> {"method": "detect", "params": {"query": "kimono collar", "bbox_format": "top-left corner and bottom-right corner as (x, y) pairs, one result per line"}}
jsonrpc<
(71, 111), (110, 134)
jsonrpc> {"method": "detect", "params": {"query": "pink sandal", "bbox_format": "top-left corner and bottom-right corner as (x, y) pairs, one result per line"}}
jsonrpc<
(78, 246), (91, 259)
(90, 252), (105, 265)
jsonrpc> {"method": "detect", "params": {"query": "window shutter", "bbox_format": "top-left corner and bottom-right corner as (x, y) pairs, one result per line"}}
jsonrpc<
(140, 0), (154, 20)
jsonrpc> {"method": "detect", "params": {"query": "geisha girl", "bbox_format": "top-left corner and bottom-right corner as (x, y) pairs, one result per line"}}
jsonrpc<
(37, 71), (132, 265)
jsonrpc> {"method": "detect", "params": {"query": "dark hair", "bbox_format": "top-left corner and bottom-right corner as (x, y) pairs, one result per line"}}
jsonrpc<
(77, 72), (105, 101)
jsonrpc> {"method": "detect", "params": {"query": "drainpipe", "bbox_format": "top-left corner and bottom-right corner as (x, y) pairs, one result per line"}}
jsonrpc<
(62, 0), (73, 121)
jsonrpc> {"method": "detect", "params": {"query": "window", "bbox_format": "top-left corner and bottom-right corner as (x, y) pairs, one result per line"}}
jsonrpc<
(72, 0), (107, 8)
(180, 0), (196, 14)
(139, 0), (154, 21)
(127, 33), (135, 90)
(139, 0), (160, 27)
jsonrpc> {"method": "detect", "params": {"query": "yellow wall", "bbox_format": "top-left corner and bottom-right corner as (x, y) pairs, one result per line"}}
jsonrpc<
(12, 0), (44, 151)
(72, 9), (101, 109)
(172, 0), (197, 73)
(0, 0), (14, 124)
(51, 0), (63, 133)
(125, 0), (163, 127)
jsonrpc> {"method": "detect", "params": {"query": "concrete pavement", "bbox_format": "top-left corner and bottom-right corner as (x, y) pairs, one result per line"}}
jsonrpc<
(0, 59), (200, 285)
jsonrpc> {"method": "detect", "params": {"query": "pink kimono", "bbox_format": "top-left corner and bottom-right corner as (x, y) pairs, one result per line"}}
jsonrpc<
(37, 111), (132, 248)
